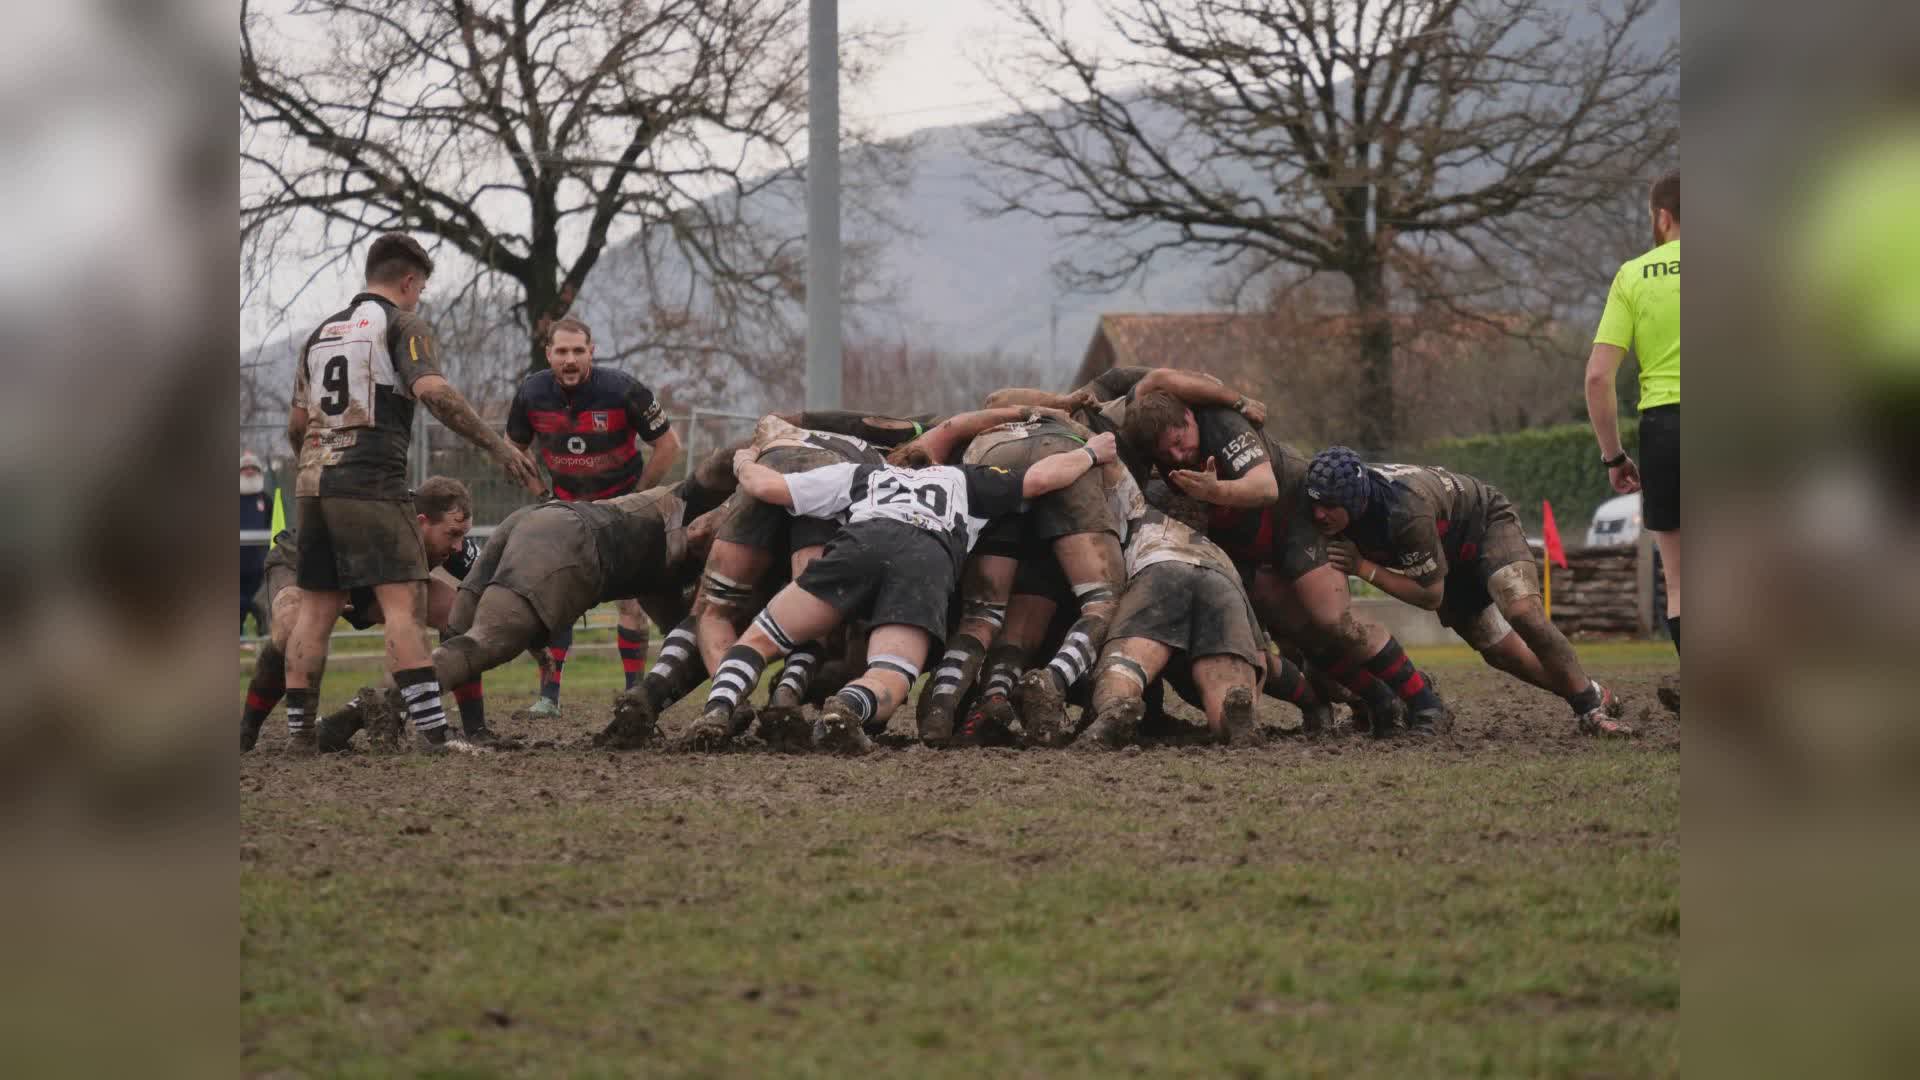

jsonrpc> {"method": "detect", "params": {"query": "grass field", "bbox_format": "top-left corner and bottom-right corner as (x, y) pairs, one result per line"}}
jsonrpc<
(240, 642), (1679, 1077)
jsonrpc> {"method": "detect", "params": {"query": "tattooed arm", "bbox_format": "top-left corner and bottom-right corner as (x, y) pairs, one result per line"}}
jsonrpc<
(412, 374), (546, 495)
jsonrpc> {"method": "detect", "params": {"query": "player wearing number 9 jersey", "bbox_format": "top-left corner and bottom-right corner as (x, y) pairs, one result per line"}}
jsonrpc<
(687, 433), (1122, 754)
(278, 233), (543, 755)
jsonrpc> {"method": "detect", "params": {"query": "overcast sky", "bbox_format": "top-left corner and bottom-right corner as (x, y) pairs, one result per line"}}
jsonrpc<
(242, 1), (1141, 350)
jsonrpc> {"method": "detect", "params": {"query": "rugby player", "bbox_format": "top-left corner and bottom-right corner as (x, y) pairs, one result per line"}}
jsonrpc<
(1304, 447), (1630, 736)
(240, 477), (483, 751)
(1587, 170), (1681, 656)
(316, 479), (727, 752)
(279, 233), (543, 754)
(694, 432), (1121, 754)
(508, 317), (682, 714)
(1121, 396), (1447, 735)
(949, 369), (1268, 744)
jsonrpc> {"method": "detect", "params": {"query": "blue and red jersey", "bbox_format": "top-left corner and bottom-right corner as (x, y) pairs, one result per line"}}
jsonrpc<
(506, 367), (673, 501)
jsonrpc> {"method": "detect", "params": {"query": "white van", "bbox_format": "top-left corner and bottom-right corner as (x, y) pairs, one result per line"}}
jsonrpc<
(1586, 492), (1642, 548)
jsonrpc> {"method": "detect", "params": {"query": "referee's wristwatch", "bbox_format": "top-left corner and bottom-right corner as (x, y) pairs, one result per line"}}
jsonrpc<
(1601, 450), (1630, 468)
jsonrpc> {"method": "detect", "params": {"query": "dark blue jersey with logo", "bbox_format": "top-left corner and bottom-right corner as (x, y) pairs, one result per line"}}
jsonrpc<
(506, 367), (672, 501)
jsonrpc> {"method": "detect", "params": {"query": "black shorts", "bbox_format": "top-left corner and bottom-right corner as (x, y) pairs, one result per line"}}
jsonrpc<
(294, 496), (429, 592)
(1639, 404), (1679, 531)
(719, 446), (845, 554)
(1437, 493), (1538, 633)
(456, 504), (600, 641)
(793, 520), (955, 642)
(261, 540), (380, 629)
(1109, 562), (1264, 668)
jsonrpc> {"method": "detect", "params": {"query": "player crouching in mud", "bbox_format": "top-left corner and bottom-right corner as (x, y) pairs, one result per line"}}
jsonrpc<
(1304, 447), (1632, 737)
(689, 432), (1122, 754)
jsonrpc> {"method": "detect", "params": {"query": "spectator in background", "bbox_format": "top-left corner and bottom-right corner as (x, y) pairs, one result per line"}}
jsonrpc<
(239, 451), (272, 635)
(1586, 170), (1681, 656)
(508, 317), (682, 717)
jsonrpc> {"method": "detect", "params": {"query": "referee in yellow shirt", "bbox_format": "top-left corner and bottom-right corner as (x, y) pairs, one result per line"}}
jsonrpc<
(1586, 171), (1680, 654)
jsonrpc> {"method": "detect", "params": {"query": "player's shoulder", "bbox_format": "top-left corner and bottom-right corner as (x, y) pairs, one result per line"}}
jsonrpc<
(516, 368), (558, 396)
(594, 366), (649, 395)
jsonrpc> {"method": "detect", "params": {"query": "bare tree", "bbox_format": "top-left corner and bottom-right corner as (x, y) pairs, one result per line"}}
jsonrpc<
(242, 0), (900, 377)
(974, 0), (1677, 448)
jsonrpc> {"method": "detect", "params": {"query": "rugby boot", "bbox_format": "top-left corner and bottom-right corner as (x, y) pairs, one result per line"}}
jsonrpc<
(527, 697), (562, 720)
(281, 728), (319, 757)
(1016, 669), (1071, 748)
(419, 726), (488, 755)
(1360, 681), (1406, 738)
(241, 714), (265, 753)
(315, 687), (375, 753)
(949, 699), (994, 748)
(677, 706), (736, 751)
(813, 697), (874, 756)
(1221, 687), (1260, 747)
(1405, 675), (1453, 737)
(755, 701), (814, 753)
(1298, 698), (1334, 738)
(1577, 682), (1636, 737)
(1073, 698), (1144, 750)
(918, 684), (962, 746)
(594, 687), (660, 749)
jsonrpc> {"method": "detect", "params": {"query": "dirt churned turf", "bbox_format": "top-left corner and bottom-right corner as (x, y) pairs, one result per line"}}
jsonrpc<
(241, 642), (1679, 1077)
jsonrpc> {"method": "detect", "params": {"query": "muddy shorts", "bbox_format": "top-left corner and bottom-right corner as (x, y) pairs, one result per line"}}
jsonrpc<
(260, 536), (380, 629)
(456, 503), (600, 642)
(1639, 403), (1679, 532)
(1011, 549), (1072, 606)
(793, 520), (955, 642)
(966, 432), (1117, 559)
(1109, 561), (1264, 668)
(1436, 492), (1537, 636)
(294, 496), (428, 592)
(719, 446), (847, 554)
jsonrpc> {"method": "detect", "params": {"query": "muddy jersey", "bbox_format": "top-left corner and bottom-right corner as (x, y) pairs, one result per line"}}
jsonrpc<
(1123, 508), (1240, 580)
(1083, 365), (1152, 405)
(291, 293), (442, 499)
(507, 367), (671, 501)
(794, 411), (940, 449)
(1072, 368), (1151, 478)
(784, 461), (1028, 571)
(553, 484), (686, 600)
(963, 416), (1085, 459)
(1183, 406), (1305, 554)
(1342, 464), (1499, 585)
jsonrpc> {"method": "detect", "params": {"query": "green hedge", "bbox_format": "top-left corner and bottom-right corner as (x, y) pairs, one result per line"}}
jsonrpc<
(1412, 420), (1638, 537)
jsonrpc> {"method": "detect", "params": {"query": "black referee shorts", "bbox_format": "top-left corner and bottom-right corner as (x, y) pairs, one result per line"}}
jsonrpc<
(1639, 404), (1679, 532)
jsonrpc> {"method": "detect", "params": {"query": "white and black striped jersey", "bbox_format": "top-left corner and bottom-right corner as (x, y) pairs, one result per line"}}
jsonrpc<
(291, 293), (442, 499)
(783, 461), (1027, 568)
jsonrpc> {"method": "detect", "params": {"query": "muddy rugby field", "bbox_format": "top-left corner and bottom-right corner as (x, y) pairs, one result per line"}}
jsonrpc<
(241, 641), (1679, 1076)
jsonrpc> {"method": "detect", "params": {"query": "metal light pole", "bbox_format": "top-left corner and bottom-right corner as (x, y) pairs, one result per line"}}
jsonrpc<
(805, 0), (841, 409)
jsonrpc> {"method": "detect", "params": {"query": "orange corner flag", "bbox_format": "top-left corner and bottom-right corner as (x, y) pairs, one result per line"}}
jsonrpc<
(1541, 500), (1568, 570)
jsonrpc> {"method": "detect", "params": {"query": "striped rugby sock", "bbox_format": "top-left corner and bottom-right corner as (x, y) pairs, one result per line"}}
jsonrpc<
(617, 624), (647, 689)
(394, 666), (448, 737)
(834, 683), (878, 725)
(284, 687), (317, 737)
(1044, 614), (1105, 695)
(926, 636), (986, 707)
(774, 641), (824, 702)
(705, 644), (771, 717)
